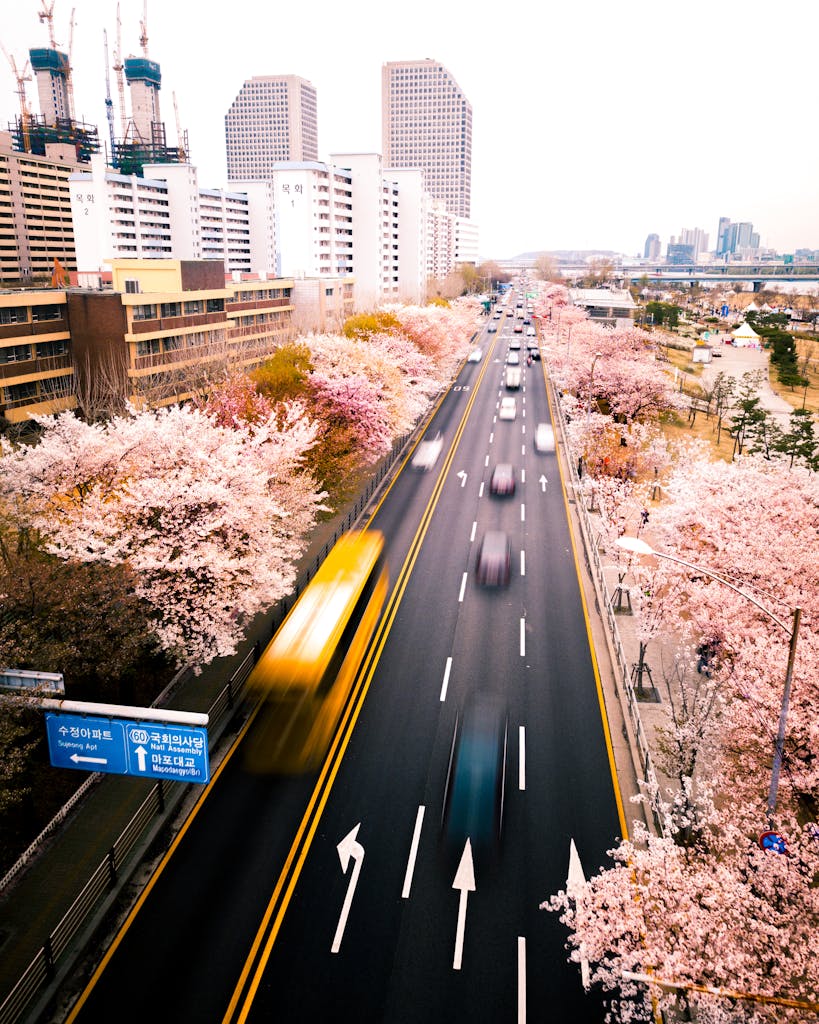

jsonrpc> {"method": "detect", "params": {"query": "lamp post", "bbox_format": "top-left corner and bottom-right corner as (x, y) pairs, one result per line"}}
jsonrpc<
(615, 536), (802, 823)
(585, 351), (602, 434)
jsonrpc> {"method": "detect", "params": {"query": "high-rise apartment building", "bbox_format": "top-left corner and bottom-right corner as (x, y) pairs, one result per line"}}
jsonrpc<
(0, 130), (80, 283)
(381, 59), (472, 219)
(679, 227), (709, 259)
(225, 76), (318, 181)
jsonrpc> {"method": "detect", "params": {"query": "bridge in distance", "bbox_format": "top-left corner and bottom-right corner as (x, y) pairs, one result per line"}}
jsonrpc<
(500, 258), (819, 289)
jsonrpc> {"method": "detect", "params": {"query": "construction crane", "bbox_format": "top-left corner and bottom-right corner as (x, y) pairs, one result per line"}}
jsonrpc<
(64, 7), (76, 120)
(139, 0), (149, 58)
(38, 0), (59, 49)
(112, 2), (127, 139)
(1, 45), (32, 151)
(103, 28), (117, 161)
(172, 91), (186, 162)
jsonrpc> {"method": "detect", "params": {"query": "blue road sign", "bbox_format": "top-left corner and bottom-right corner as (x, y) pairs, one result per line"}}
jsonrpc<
(46, 712), (210, 784)
(758, 830), (787, 855)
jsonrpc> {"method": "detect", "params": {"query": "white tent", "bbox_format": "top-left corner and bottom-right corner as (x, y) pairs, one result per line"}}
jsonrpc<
(731, 321), (761, 348)
(744, 300), (759, 313)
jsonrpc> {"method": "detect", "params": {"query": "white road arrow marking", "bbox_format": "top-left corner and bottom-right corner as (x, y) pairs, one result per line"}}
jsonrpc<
(567, 838), (590, 989)
(539, 475), (548, 491)
(332, 823), (365, 953)
(134, 745), (148, 771)
(457, 470), (467, 488)
(452, 839), (475, 970)
(70, 753), (107, 765)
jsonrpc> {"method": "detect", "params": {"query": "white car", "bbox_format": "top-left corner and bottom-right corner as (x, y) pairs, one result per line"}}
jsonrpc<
(534, 422), (555, 452)
(468, 348), (483, 361)
(499, 397), (517, 421)
(411, 431), (444, 470)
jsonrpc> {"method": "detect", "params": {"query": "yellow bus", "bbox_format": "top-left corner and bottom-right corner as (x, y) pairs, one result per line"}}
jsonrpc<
(243, 530), (388, 774)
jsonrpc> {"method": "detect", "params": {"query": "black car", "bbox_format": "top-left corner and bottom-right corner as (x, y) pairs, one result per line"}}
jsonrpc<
(442, 693), (508, 858)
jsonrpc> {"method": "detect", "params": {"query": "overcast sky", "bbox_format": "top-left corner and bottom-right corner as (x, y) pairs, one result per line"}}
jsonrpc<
(4, 0), (818, 260)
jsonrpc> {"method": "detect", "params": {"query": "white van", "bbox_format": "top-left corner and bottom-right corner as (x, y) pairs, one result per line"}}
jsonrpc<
(505, 367), (521, 390)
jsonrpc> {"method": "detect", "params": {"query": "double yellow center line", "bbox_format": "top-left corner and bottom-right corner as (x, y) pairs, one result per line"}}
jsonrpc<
(223, 344), (496, 1022)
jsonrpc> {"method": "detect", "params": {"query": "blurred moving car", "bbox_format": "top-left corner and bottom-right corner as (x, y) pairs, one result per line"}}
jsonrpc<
(442, 693), (508, 857)
(412, 430), (444, 470)
(533, 422), (555, 452)
(506, 351), (520, 365)
(468, 348), (483, 362)
(475, 529), (511, 586)
(499, 397), (517, 420)
(508, 338), (521, 349)
(487, 324), (497, 333)
(489, 463), (515, 496)
(513, 324), (523, 334)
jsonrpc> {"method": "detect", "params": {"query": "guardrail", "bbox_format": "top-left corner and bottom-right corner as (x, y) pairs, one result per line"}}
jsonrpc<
(0, 430), (412, 1024)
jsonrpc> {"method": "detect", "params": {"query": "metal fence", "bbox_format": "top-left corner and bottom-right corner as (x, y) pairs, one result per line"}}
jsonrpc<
(551, 388), (665, 838)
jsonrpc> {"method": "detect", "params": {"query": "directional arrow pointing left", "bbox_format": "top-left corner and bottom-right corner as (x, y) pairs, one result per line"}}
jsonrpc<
(69, 753), (108, 765)
(452, 839), (475, 970)
(331, 823), (365, 953)
(457, 470), (468, 488)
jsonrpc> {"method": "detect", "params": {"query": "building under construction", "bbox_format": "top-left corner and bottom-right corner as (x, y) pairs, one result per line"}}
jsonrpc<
(3, 0), (187, 176)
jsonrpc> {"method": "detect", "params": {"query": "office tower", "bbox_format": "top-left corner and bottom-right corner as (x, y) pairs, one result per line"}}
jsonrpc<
(716, 216), (731, 255)
(644, 233), (660, 259)
(667, 243), (695, 264)
(225, 76), (318, 181)
(381, 59), (472, 219)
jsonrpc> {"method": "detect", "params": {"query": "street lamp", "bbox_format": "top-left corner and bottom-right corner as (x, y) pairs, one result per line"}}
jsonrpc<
(585, 351), (602, 433)
(616, 536), (802, 823)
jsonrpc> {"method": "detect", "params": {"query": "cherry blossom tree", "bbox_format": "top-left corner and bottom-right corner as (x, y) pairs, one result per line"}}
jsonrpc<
(545, 800), (819, 1023)
(198, 371), (273, 427)
(0, 404), (326, 667)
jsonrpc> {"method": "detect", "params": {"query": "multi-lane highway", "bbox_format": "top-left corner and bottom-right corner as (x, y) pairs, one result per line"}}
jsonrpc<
(66, 296), (628, 1023)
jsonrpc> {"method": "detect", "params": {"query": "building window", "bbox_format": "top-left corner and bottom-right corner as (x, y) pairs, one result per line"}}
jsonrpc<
(0, 344), (33, 364)
(31, 304), (62, 322)
(184, 300), (203, 315)
(136, 339), (161, 357)
(35, 340), (69, 359)
(124, 279), (140, 294)
(0, 306), (28, 325)
(160, 302), (182, 318)
(206, 298), (224, 313)
(3, 381), (37, 403)
(132, 304), (156, 321)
